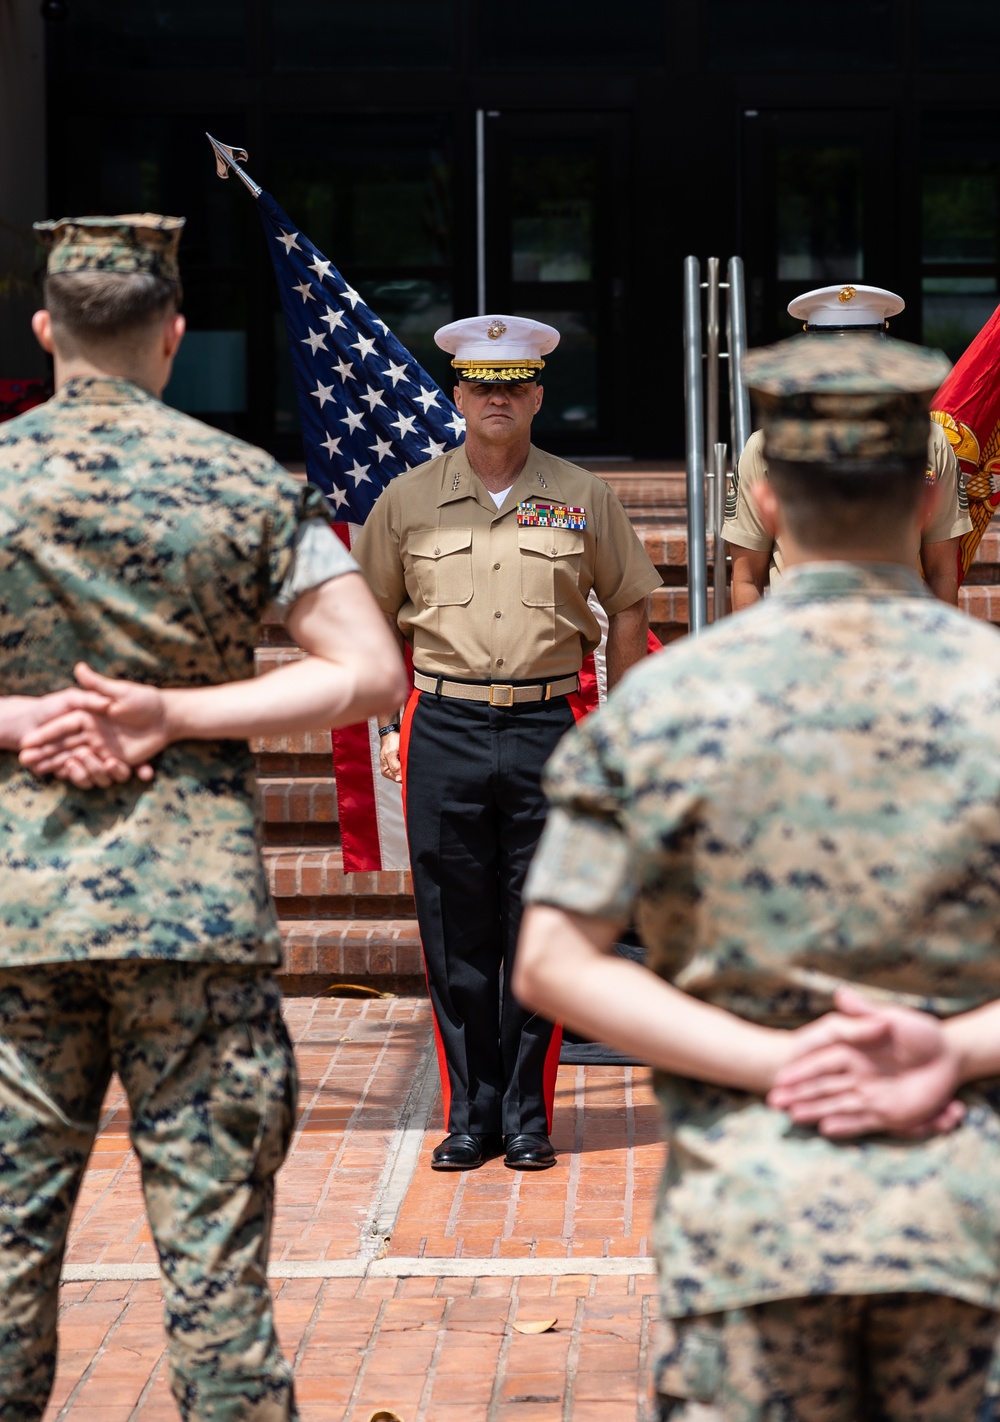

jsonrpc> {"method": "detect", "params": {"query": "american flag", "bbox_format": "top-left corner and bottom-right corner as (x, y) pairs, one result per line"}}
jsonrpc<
(259, 189), (465, 521)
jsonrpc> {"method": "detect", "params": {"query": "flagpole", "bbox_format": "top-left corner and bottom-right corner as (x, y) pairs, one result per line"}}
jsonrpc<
(475, 110), (486, 316)
(205, 133), (262, 199)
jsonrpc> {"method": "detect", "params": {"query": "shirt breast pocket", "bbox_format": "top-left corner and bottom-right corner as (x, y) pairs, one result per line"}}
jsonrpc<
(407, 527), (474, 607)
(518, 528), (585, 607)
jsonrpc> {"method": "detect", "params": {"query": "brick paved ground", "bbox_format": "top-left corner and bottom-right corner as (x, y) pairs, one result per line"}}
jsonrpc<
(42, 999), (664, 1422)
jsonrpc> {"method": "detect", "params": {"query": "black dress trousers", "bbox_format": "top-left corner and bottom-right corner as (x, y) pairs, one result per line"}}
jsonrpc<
(402, 688), (575, 1136)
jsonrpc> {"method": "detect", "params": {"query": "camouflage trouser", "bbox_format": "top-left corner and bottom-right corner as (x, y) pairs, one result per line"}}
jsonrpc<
(655, 1294), (1000, 1421)
(0, 961), (299, 1422)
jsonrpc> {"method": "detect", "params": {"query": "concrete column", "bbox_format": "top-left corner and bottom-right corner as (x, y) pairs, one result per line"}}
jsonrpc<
(0, 0), (47, 378)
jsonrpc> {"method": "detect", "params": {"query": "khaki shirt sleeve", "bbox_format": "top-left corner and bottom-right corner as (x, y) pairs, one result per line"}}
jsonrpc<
(591, 481), (662, 616)
(923, 422), (973, 544)
(723, 429), (774, 554)
(351, 482), (407, 619)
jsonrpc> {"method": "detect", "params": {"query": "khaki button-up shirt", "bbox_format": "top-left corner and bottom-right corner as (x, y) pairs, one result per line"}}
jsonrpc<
(354, 444), (661, 682)
(723, 421), (972, 587)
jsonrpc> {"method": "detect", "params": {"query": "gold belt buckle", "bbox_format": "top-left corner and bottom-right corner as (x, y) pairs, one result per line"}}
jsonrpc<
(489, 683), (515, 706)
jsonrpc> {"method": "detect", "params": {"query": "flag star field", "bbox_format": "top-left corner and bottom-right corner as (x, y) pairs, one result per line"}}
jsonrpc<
(258, 189), (465, 523)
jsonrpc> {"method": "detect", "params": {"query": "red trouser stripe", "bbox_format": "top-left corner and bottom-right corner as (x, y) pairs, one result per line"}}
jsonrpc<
(398, 687), (453, 1129)
(541, 1022), (562, 1133)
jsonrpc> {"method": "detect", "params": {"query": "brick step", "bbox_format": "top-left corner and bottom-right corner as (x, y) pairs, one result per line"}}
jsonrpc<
(263, 846), (413, 920)
(259, 775), (337, 823)
(277, 917), (421, 980)
(251, 727), (332, 757)
(259, 775), (338, 846)
(645, 523), (1000, 571)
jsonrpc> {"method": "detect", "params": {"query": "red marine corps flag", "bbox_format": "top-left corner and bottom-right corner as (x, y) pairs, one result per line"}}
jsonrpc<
(930, 302), (1000, 585)
(208, 135), (639, 871)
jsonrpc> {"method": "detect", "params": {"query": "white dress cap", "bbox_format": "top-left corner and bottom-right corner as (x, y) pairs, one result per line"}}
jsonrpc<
(435, 314), (560, 381)
(787, 284), (905, 328)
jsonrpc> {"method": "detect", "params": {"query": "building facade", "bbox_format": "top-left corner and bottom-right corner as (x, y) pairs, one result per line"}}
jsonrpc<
(2, 0), (999, 459)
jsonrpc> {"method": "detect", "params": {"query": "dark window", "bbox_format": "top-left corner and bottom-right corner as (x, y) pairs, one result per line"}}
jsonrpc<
(921, 0), (1000, 69)
(708, 0), (894, 69)
(483, 111), (629, 447)
(507, 148), (599, 432)
(477, 0), (666, 68)
(921, 115), (1000, 359)
(57, 0), (246, 69)
(776, 145), (864, 286)
(268, 114), (455, 432)
(56, 114), (252, 421)
(272, 0), (455, 69)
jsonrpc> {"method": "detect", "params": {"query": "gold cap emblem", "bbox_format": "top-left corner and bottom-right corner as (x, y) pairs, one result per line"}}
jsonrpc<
(486, 319), (507, 340)
(838, 285), (857, 303)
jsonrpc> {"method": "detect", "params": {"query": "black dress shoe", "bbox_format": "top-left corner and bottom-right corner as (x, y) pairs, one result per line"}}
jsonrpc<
(503, 1132), (557, 1170)
(430, 1132), (503, 1171)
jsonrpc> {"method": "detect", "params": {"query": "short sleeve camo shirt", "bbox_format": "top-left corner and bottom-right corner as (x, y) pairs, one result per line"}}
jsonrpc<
(525, 562), (1000, 1316)
(0, 377), (348, 967)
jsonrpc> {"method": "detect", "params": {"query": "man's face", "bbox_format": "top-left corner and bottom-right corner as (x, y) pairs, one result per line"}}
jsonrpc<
(454, 380), (543, 445)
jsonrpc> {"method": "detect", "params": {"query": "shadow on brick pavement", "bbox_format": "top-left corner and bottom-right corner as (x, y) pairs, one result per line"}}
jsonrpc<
(44, 999), (664, 1421)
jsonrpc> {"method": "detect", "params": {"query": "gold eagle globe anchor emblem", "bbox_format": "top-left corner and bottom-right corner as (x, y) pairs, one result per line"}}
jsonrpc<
(486, 320), (507, 340)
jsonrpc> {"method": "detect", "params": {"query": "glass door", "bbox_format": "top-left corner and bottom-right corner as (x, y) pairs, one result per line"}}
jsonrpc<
(481, 110), (630, 454)
(740, 109), (896, 345)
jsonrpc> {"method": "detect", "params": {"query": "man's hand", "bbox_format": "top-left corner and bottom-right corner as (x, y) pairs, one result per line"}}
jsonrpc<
(768, 987), (964, 1139)
(19, 663), (165, 783)
(378, 730), (402, 784)
(3, 685), (141, 788)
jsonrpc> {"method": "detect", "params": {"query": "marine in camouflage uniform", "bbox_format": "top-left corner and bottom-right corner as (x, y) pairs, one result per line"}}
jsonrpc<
(0, 216), (364, 1421)
(521, 336), (1000, 1420)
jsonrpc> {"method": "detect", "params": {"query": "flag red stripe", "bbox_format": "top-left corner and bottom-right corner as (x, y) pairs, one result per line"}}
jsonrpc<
(331, 721), (384, 873)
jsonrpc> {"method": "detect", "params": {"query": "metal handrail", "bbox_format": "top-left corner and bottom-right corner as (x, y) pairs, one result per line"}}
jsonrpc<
(683, 255), (750, 635)
(727, 256), (752, 459)
(683, 257), (707, 635)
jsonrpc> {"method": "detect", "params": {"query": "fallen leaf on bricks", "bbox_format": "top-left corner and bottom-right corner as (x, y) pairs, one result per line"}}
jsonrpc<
(512, 1318), (558, 1334)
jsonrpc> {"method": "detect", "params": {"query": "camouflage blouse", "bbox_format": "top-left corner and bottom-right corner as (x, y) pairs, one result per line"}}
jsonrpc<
(526, 563), (1000, 1315)
(0, 377), (342, 966)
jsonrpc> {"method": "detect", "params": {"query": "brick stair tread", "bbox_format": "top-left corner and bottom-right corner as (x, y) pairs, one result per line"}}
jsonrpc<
(642, 525), (1000, 566)
(277, 917), (422, 979)
(264, 845), (412, 897)
(258, 775), (337, 824)
(648, 583), (1000, 626)
(252, 727), (332, 756)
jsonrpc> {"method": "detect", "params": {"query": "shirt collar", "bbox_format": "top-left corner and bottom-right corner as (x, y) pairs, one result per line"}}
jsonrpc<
(436, 443), (566, 511)
(773, 561), (930, 602)
(55, 376), (155, 407)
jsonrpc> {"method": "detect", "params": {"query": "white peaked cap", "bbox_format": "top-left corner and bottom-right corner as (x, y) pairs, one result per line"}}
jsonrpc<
(435, 314), (560, 381)
(788, 284), (906, 328)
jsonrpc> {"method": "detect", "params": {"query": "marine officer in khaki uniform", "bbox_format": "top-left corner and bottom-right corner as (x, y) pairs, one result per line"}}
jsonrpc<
(725, 284), (971, 608)
(354, 315), (661, 1171)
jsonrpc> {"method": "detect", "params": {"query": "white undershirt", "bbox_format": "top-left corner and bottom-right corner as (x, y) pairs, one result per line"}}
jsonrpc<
(488, 486), (513, 509)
